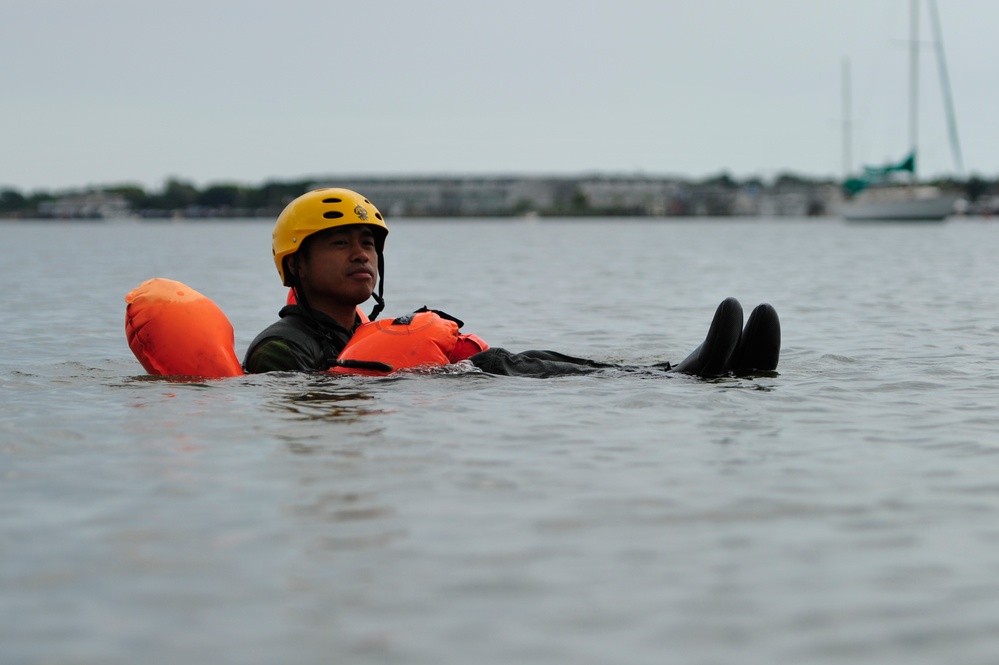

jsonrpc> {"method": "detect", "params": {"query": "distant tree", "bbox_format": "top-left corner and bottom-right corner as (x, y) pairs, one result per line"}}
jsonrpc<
(512, 198), (535, 216)
(773, 172), (817, 188)
(154, 178), (199, 210)
(0, 188), (27, 213)
(569, 189), (590, 214)
(27, 190), (54, 211)
(242, 180), (310, 210)
(700, 172), (738, 189)
(104, 184), (149, 210)
(198, 183), (243, 208)
(965, 175), (990, 202)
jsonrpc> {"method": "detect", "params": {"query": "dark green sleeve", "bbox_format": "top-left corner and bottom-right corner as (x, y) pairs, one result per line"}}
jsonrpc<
(243, 339), (310, 373)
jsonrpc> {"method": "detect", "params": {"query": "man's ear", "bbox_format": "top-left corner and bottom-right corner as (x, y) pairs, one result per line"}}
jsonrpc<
(285, 254), (301, 280)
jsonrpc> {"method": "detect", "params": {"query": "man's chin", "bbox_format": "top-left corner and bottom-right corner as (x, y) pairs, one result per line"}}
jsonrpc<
(347, 288), (376, 305)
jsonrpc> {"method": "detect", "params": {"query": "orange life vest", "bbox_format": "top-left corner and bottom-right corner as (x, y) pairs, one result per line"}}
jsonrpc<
(331, 309), (488, 376)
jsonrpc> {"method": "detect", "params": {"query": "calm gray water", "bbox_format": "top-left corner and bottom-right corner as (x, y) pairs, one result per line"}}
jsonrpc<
(3, 217), (999, 665)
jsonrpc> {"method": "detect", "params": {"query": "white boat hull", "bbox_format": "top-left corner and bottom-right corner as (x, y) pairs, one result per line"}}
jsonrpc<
(840, 194), (957, 222)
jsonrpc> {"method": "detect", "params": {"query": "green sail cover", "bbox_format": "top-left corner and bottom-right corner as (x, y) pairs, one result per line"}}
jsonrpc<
(844, 151), (916, 194)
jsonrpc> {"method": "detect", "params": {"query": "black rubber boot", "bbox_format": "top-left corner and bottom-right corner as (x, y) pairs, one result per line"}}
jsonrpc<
(730, 303), (780, 373)
(673, 297), (744, 377)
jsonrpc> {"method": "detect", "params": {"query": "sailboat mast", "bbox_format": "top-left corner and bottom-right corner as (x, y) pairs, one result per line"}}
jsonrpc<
(842, 57), (852, 178)
(909, 0), (919, 178)
(927, 0), (964, 175)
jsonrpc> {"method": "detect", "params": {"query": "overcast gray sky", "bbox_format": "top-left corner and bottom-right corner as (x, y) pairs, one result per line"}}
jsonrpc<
(2, 0), (994, 192)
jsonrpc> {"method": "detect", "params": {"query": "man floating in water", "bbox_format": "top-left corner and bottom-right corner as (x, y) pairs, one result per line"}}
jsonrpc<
(241, 188), (780, 378)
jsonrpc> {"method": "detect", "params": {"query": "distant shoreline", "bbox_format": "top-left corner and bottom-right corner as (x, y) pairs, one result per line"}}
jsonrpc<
(2, 172), (996, 219)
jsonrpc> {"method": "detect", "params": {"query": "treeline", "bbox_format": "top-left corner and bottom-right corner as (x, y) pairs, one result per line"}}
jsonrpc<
(0, 178), (315, 218)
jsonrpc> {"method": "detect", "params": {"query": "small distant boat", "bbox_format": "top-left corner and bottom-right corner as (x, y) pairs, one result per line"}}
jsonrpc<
(839, 0), (962, 223)
(840, 185), (958, 222)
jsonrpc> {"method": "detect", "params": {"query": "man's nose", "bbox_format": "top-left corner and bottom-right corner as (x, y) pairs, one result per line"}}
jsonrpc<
(349, 242), (370, 259)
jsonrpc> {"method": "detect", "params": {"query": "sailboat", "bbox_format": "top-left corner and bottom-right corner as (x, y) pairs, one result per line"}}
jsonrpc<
(840, 0), (962, 222)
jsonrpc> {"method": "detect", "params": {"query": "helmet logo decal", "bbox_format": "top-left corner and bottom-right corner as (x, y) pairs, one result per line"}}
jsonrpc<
(354, 205), (369, 221)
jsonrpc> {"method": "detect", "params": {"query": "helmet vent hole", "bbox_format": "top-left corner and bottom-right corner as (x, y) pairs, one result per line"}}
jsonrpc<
(375, 213), (383, 220)
(322, 197), (342, 203)
(323, 211), (344, 219)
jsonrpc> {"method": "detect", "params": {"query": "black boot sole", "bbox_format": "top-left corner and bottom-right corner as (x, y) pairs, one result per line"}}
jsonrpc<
(673, 297), (744, 377)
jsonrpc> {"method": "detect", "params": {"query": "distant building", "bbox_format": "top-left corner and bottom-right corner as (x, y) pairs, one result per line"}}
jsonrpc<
(577, 177), (688, 215)
(37, 192), (131, 219)
(310, 176), (577, 217)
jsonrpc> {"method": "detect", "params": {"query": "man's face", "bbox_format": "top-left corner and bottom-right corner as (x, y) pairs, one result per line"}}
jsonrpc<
(298, 225), (379, 307)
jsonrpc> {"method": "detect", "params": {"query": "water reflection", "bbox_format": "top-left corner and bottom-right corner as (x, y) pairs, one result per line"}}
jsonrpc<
(123, 374), (221, 388)
(259, 373), (395, 424)
(272, 389), (388, 422)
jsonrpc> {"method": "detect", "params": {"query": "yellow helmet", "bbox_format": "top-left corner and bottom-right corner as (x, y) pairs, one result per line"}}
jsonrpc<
(272, 188), (389, 320)
(272, 188), (388, 286)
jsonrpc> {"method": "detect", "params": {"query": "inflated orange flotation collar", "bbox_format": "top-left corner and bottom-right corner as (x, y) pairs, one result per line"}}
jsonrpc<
(125, 278), (245, 378)
(125, 278), (487, 379)
(332, 309), (487, 376)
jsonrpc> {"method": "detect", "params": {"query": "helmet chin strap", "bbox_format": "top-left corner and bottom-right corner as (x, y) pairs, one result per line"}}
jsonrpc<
(367, 252), (386, 321)
(288, 255), (312, 311)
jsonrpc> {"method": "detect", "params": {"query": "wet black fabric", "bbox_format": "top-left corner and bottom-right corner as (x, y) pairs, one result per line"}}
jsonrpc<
(469, 348), (621, 378)
(243, 305), (355, 373)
